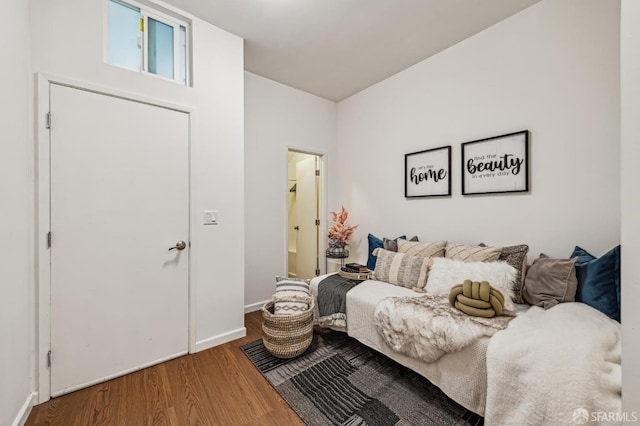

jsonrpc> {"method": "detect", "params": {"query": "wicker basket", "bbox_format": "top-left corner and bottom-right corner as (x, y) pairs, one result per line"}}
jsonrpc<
(261, 298), (314, 359)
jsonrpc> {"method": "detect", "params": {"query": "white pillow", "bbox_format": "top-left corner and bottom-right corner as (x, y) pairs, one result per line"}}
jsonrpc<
(426, 257), (517, 311)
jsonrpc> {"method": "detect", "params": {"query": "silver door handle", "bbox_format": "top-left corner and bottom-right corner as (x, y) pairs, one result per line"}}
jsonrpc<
(168, 241), (187, 251)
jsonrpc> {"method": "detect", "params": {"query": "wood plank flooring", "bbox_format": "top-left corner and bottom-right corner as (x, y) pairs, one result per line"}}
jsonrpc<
(26, 311), (304, 426)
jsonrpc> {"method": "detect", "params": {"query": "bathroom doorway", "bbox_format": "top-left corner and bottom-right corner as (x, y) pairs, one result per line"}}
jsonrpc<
(287, 150), (322, 279)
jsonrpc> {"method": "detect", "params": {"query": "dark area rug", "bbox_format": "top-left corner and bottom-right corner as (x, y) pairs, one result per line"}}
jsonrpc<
(240, 329), (484, 426)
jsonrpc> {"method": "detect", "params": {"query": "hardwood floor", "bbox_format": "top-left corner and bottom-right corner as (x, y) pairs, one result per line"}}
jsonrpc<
(26, 311), (304, 426)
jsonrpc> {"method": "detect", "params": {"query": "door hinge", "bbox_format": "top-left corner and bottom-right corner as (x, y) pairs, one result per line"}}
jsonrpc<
(315, 169), (320, 176)
(47, 350), (52, 367)
(315, 219), (320, 226)
(46, 112), (51, 130)
(315, 268), (320, 276)
(46, 231), (52, 248)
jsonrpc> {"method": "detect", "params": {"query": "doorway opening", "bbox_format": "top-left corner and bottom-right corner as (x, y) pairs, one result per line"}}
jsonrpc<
(287, 150), (322, 279)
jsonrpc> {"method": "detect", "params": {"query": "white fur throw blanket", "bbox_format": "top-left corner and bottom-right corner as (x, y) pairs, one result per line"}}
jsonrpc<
(485, 303), (622, 426)
(374, 294), (515, 363)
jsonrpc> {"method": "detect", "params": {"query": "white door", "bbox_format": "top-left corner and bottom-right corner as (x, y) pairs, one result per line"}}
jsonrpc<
(295, 157), (318, 278)
(49, 84), (189, 397)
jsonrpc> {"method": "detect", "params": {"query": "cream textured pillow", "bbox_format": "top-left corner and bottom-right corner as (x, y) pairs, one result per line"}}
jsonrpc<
(446, 243), (501, 262)
(426, 257), (517, 311)
(273, 277), (311, 315)
(372, 248), (431, 290)
(397, 239), (446, 258)
(272, 294), (312, 315)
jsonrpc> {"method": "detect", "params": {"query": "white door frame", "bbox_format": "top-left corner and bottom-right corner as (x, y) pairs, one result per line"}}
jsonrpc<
(284, 147), (328, 277)
(35, 73), (196, 404)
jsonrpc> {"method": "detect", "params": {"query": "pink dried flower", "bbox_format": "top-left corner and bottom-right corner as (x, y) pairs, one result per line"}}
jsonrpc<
(328, 206), (358, 248)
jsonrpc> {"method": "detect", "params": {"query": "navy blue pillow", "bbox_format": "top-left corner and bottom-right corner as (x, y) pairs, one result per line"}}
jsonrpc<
(571, 245), (621, 322)
(367, 234), (405, 270)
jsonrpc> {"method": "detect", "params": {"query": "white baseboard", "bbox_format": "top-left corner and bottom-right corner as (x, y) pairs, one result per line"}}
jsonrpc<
(12, 392), (37, 426)
(195, 327), (246, 352)
(244, 299), (270, 314)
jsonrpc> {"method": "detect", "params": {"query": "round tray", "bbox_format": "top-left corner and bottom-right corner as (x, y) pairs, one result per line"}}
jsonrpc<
(338, 269), (372, 280)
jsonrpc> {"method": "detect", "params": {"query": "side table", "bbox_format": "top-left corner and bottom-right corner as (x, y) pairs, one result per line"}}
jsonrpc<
(325, 250), (348, 274)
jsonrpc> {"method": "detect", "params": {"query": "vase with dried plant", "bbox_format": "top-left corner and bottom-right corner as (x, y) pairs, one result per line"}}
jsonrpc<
(327, 206), (358, 258)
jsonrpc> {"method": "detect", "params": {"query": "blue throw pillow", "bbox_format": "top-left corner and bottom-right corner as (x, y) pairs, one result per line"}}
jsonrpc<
(367, 234), (405, 270)
(571, 245), (621, 322)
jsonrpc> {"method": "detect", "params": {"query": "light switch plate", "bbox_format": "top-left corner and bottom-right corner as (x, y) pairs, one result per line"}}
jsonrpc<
(203, 210), (218, 225)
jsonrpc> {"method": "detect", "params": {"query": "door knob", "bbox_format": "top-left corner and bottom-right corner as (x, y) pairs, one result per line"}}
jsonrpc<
(168, 241), (187, 251)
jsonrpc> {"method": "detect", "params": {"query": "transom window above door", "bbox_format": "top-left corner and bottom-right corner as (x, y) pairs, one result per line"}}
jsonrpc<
(107, 0), (189, 86)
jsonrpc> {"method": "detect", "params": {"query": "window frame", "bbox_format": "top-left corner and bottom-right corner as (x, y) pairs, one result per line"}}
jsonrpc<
(106, 0), (190, 86)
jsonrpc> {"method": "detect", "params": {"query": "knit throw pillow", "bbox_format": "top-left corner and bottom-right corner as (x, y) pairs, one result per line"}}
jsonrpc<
(445, 243), (501, 263)
(372, 248), (431, 290)
(397, 239), (447, 258)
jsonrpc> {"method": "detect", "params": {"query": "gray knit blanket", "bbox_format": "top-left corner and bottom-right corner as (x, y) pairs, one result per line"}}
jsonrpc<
(317, 274), (363, 329)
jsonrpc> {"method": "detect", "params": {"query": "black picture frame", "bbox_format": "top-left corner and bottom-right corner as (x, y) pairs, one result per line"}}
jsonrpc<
(404, 146), (451, 198)
(461, 130), (529, 196)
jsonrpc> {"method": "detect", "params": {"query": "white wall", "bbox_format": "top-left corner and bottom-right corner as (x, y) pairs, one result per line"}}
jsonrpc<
(336, 0), (620, 263)
(0, 0), (34, 424)
(620, 0), (640, 414)
(244, 72), (336, 309)
(30, 0), (245, 356)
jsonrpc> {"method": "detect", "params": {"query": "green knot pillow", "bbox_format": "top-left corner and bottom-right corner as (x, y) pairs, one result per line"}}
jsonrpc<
(448, 280), (505, 318)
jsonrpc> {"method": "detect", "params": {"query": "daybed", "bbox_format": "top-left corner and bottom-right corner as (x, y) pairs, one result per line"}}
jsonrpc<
(309, 239), (622, 425)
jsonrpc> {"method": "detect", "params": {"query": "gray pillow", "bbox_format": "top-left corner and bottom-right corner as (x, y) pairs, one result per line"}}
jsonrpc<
(522, 254), (578, 309)
(480, 243), (529, 304)
(383, 235), (418, 252)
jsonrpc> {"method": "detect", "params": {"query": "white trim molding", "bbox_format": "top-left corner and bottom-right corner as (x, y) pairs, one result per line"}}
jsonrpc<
(244, 299), (269, 314)
(12, 392), (37, 426)
(195, 327), (246, 353)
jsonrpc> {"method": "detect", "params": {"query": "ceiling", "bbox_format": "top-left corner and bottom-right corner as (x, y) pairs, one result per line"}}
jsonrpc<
(164, 0), (542, 102)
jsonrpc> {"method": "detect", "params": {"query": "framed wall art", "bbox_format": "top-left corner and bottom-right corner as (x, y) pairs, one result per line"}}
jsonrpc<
(461, 130), (529, 195)
(405, 146), (451, 198)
